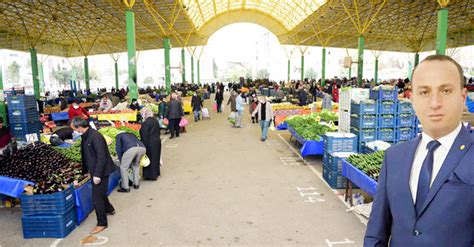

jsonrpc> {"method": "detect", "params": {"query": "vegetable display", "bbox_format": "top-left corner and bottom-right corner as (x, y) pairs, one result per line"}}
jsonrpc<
(53, 141), (82, 163)
(347, 151), (385, 181)
(286, 110), (338, 141)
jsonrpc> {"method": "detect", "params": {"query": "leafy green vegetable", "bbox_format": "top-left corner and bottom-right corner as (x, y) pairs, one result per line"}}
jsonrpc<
(286, 111), (338, 141)
(347, 151), (385, 181)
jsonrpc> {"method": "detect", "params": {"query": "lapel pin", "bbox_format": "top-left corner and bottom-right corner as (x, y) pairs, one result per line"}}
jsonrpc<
(460, 145), (465, 150)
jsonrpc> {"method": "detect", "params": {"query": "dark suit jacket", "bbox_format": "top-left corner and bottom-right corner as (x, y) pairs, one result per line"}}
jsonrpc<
(365, 127), (474, 246)
(80, 128), (117, 178)
(166, 99), (183, 120)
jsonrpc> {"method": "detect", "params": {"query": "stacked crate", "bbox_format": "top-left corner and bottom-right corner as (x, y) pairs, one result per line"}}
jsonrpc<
(20, 187), (76, 238)
(322, 133), (357, 189)
(369, 87), (398, 145)
(350, 100), (377, 152)
(396, 101), (416, 142)
(7, 95), (41, 141)
(338, 88), (370, 133)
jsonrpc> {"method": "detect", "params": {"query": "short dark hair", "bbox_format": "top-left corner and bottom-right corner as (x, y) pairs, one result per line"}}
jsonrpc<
(412, 54), (465, 88)
(71, 117), (89, 128)
(0, 116), (3, 124)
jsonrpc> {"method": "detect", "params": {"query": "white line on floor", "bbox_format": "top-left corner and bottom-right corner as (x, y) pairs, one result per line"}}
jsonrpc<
(50, 238), (63, 247)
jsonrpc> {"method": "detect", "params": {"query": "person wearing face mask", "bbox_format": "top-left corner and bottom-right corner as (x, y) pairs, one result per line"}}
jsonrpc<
(70, 117), (117, 234)
(252, 96), (273, 141)
(68, 99), (90, 120)
(191, 92), (203, 122)
(129, 99), (140, 111)
(49, 126), (74, 146)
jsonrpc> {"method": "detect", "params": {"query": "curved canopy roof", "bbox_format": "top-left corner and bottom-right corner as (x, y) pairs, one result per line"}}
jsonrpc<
(0, 0), (472, 57)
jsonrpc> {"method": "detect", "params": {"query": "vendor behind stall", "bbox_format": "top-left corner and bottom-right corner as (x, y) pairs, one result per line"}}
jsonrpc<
(0, 117), (12, 154)
(68, 99), (90, 120)
(59, 95), (68, 111)
(98, 94), (113, 112)
(49, 127), (73, 146)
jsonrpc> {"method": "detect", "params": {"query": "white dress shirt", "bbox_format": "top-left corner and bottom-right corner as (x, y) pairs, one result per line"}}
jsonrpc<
(409, 123), (462, 204)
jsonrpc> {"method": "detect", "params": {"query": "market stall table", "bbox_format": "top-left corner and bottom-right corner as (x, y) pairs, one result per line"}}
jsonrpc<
(94, 111), (137, 122)
(341, 159), (378, 206)
(287, 125), (324, 157)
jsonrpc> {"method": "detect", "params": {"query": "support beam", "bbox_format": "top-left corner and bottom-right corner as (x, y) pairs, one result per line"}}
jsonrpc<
(84, 57), (90, 91)
(126, 9), (138, 100)
(414, 53), (420, 67)
(71, 66), (77, 96)
(321, 47), (326, 87)
(287, 59), (290, 83)
(0, 59), (5, 125)
(30, 48), (40, 100)
(436, 8), (448, 55)
(349, 64), (352, 79)
(39, 63), (45, 95)
(301, 55), (304, 82)
(164, 37), (171, 94)
(115, 61), (119, 90)
(191, 56), (194, 84)
(181, 48), (186, 83)
(374, 58), (379, 84)
(357, 36), (365, 87)
(197, 60), (200, 85)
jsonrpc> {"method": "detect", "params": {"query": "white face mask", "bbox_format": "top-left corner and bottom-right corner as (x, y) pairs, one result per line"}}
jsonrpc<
(73, 104), (79, 109)
(73, 130), (82, 136)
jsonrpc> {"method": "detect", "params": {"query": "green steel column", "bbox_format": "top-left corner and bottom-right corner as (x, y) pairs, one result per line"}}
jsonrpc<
(126, 9), (138, 100)
(321, 47), (326, 86)
(164, 37), (171, 94)
(357, 36), (365, 87)
(191, 56), (194, 84)
(349, 65), (352, 79)
(197, 60), (200, 84)
(374, 58), (379, 83)
(301, 55), (304, 82)
(114, 62), (119, 90)
(287, 59), (290, 83)
(0, 59), (5, 122)
(39, 63), (45, 94)
(30, 48), (40, 99)
(181, 48), (186, 83)
(436, 8), (448, 55)
(414, 53), (420, 67)
(0, 60), (3, 90)
(84, 57), (90, 91)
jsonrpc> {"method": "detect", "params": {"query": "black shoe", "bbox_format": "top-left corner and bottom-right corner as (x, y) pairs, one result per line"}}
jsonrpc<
(107, 210), (116, 215)
(117, 188), (130, 193)
(133, 185), (139, 190)
(170, 136), (174, 139)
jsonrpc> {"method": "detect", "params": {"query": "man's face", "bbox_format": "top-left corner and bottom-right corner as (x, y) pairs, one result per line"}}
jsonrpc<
(0, 122), (3, 129)
(411, 60), (467, 139)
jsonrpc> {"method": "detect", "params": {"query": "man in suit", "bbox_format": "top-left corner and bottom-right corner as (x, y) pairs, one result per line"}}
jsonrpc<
(71, 117), (117, 234)
(364, 55), (473, 246)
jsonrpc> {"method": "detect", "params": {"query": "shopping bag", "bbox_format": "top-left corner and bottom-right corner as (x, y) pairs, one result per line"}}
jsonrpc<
(202, 108), (210, 118)
(158, 118), (167, 128)
(228, 112), (236, 124)
(140, 154), (151, 167)
(163, 118), (169, 125)
(213, 103), (217, 112)
(179, 118), (189, 127)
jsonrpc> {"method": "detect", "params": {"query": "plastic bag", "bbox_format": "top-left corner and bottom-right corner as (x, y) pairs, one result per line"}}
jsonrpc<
(140, 154), (151, 167)
(202, 108), (210, 118)
(163, 118), (169, 125)
(228, 112), (236, 124)
(213, 103), (217, 112)
(179, 118), (189, 127)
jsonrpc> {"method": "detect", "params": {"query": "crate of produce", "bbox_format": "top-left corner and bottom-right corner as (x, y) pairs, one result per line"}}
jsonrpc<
(397, 113), (414, 127)
(326, 152), (357, 173)
(378, 101), (397, 114)
(377, 114), (396, 128)
(370, 86), (398, 101)
(396, 128), (414, 141)
(22, 208), (76, 239)
(350, 100), (377, 115)
(20, 186), (74, 216)
(323, 132), (357, 153)
(8, 108), (40, 123)
(351, 127), (377, 143)
(7, 95), (37, 109)
(351, 114), (377, 129)
(378, 128), (396, 142)
(323, 165), (346, 189)
(397, 101), (413, 114)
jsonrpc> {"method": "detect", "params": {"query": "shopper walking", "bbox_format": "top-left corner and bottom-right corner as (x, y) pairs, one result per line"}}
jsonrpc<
(252, 96), (273, 141)
(365, 55), (474, 246)
(249, 94), (258, 124)
(166, 93), (184, 139)
(115, 132), (146, 192)
(140, 111), (162, 180)
(215, 89), (224, 113)
(227, 91), (237, 112)
(235, 91), (244, 128)
(70, 117), (116, 234)
(191, 92), (203, 122)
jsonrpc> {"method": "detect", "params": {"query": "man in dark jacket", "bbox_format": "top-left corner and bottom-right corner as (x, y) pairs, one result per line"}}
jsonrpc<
(191, 92), (203, 122)
(166, 93), (184, 139)
(215, 89), (224, 113)
(115, 132), (146, 192)
(297, 85), (307, 106)
(49, 127), (73, 146)
(71, 117), (116, 234)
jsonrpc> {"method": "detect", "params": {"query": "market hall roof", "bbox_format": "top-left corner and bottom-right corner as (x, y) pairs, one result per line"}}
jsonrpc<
(0, 0), (473, 57)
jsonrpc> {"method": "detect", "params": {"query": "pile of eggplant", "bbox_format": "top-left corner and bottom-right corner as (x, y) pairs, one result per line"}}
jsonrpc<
(0, 143), (87, 194)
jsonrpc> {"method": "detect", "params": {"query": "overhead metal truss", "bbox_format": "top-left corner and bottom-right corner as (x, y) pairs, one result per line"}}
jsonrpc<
(0, 0), (472, 57)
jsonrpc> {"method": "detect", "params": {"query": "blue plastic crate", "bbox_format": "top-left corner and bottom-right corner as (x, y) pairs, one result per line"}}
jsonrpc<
(323, 165), (346, 189)
(378, 101), (397, 114)
(351, 114), (377, 129)
(351, 127), (377, 143)
(326, 153), (356, 173)
(22, 208), (76, 239)
(350, 101), (377, 115)
(21, 186), (74, 216)
(323, 153), (329, 166)
(397, 101), (413, 114)
(7, 95), (37, 110)
(10, 122), (42, 136)
(396, 128), (414, 141)
(370, 86), (398, 101)
(377, 114), (396, 128)
(323, 134), (357, 153)
(8, 108), (40, 123)
(397, 114), (414, 127)
(378, 128), (396, 142)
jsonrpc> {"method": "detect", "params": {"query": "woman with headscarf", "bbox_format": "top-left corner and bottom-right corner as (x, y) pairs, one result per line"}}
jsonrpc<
(139, 109), (161, 180)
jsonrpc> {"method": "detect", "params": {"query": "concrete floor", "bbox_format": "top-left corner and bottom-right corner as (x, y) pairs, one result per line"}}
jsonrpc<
(0, 96), (367, 247)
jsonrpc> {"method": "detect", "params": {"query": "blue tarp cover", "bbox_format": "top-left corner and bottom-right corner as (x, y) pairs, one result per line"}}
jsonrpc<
(276, 121), (288, 130)
(341, 159), (377, 196)
(51, 112), (69, 121)
(74, 180), (93, 225)
(0, 176), (34, 198)
(287, 126), (324, 157)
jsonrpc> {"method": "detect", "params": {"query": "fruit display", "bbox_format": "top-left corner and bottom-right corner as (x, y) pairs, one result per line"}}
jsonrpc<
(144, 104), (159, 114)
(272, 103), (303, 111)
(347, 151), (385, 181)
(113, 122), (141, 131)
(89, 109), (135, 115)
(44, 106), (61, 114)
(53, 141), (82, 163)
(98, 126), (140, 157)
(286, 110), (338, 141)
(0, 143), (87, 194)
